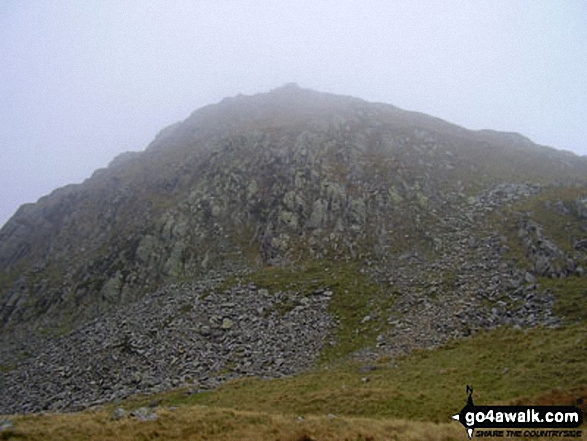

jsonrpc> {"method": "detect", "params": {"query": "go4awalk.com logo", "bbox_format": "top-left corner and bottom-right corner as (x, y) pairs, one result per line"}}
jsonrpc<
(452, 386), (584, 439)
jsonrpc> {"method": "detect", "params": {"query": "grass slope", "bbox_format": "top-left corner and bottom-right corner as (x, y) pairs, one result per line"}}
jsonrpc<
(223, 261), (397, 362)
(172, 324), (587, 423)
(1, 408), (466, 441)
(540, 277), (587, 324)
(4, 323), (586, 440)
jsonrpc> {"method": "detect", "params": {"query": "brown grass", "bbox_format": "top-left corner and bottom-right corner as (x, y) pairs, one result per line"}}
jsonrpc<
(2, 406), (467, 441)
(5, 405), (585, 440)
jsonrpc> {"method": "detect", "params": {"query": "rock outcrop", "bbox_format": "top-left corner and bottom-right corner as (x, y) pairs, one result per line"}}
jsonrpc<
(1, 86), (586, 335)
(0, 85), (586, 414)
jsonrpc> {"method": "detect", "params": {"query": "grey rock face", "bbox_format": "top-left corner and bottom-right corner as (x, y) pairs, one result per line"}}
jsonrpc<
(356, 183), (566, 360)
(517, 219), (575, 277)
(1, 88), (586, 337)
(0, 86), (586, 415)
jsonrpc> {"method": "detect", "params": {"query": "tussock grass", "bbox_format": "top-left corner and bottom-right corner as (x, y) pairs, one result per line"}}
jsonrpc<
(118, 323), (587, 425)
(539, 276), (587, 323)
(3, 324), (586, 440)
(2, 407), (465, 441)
(188, 325), (586, 422)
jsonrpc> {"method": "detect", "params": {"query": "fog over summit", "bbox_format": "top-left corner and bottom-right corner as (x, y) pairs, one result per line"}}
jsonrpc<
(1, 84), (586, 415)
(1, 1), (586, 228)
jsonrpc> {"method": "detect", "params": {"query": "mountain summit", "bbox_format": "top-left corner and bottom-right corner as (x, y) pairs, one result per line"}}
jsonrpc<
(1, 85), (586, 330)
(1, 86), (586, 412)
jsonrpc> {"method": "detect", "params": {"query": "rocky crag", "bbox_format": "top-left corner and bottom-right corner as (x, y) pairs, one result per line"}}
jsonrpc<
(1, 84), (586, 414)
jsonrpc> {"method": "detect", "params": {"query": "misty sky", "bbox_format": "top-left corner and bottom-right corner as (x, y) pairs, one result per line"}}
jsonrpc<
(1, 1), (586, 228)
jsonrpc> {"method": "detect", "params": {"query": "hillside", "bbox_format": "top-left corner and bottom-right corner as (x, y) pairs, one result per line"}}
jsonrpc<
(1, 84), (586, 417)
